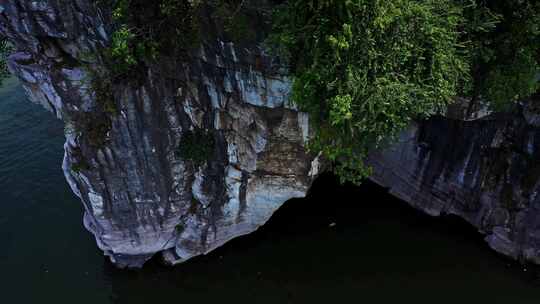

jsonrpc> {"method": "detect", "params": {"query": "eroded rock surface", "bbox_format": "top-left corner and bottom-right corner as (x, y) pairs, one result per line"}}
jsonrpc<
(369, 112), (540, 263)
(1, 0), (317, 267)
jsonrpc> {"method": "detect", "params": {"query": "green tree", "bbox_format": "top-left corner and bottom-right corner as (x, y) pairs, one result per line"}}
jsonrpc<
(104, 0), (259, 77)
(272, 0), (470, 183)
(104, 0), (201, 77)
(462, 0), (540, 112)
(272, 0), (540, 183)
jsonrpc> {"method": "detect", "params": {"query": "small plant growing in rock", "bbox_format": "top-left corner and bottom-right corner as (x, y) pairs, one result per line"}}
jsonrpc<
(177, 128), (215, 165)
(70, 147), (92, 173)
(175, 223), (185, 234)
(68, 67), (118, 149)
(72, 110), (112, 148)
(71, 160), (91, 173)
(89, 70), (118, 116)
(189, 198), (200, 214)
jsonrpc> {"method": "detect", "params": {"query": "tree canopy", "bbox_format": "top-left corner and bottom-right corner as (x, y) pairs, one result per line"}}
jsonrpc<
(271, 0), (540, 183)
(463, 0), (540, 111)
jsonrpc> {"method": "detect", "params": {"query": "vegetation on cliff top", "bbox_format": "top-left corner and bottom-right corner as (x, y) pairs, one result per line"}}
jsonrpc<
(105, 0), (201, 77)
(271, 0), (540, 183)
(105, 0), (265, 78)
(99, 0), (540, 183)
(177, 128), (216, 166)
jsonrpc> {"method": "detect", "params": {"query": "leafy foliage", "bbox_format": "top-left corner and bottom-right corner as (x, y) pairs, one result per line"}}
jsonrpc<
(72, 0), (258, 149)
(272, 0), (470, 183)
(463, 0), (540, 111)
(1, 0), (537, 185)
(105, 0), (267, 76)
(105, 0), (201, 77)
(213, 0), (258, 42)
(271, 0), (540, 183)
(177, 128), (215, 166)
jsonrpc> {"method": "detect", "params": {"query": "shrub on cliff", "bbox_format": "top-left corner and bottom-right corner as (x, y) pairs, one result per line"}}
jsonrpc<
(271, 0), (540, 183)
(105, 0), (260, 77)
(177, 128), (216, 166)
(272, 0), (470, 183)
(463, 0), (540, 112)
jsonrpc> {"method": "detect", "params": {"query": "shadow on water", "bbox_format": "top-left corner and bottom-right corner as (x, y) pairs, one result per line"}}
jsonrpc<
(102, 174), (540, 304)
(2, 80), (540, 304)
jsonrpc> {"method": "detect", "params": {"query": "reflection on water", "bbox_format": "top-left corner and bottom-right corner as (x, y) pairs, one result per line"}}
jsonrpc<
(1, 80), (540, 304)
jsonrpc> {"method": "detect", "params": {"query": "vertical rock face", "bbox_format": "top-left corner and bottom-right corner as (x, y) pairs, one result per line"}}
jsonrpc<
(369, 112), (540, 263)
(1, 0), (540, 267)
(1, 0), (318, 267)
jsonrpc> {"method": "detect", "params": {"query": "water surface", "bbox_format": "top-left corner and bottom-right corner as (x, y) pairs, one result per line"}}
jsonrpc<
(1, 80), (539, 303)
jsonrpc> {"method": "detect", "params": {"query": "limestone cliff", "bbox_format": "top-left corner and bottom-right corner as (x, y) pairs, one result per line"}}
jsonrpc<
(370, 110), (540, 263)
(1, 0), (539, 268)
(1, 0), (317, 267)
